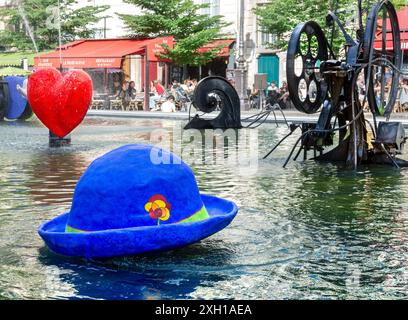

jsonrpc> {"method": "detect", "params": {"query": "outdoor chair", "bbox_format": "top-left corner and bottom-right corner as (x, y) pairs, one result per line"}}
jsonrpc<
(136, 99), (144, 111)
(110, 100), (123, 111)
(91, 100), (104, 110)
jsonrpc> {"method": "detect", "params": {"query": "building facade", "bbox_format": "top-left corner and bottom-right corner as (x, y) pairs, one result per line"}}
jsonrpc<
(4, 0), (408, 92)
(0, 0), (13, 32)
(87, 0), (285, 89)
(80, 0), (140, 39)
(196, 0), (284, 89)
(1, 0), (283, 89)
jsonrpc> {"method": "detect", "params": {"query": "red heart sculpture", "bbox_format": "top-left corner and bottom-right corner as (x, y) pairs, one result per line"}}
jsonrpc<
(28, 68), (93, 138)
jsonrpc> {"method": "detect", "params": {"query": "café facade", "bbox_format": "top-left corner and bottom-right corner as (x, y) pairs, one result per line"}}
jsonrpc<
(34, 37), (173, 95)
(34, 37), (236, 96)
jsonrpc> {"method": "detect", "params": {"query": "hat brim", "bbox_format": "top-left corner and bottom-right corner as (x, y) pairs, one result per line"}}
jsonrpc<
(38, 195), (238, 259)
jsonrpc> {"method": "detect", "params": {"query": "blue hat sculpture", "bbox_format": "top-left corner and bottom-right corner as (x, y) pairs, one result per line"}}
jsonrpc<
(38, 144), (238, 258)
(4, 76), (31, 120)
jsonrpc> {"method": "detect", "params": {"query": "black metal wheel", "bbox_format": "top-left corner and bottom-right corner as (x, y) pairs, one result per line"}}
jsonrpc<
(287, 21), (329, 114)
(363, 0), (401, 117)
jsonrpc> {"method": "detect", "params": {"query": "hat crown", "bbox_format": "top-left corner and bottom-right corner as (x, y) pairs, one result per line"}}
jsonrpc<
(66, 144), (206, 231)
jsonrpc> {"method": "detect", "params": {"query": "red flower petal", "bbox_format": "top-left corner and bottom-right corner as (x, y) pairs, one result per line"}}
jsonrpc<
(149, 194), (166, 203)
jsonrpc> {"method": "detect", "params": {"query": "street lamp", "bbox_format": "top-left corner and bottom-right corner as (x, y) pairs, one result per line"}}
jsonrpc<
(236, 0), (248, 109)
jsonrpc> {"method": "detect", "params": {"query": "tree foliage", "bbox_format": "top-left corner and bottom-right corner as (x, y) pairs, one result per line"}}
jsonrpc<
(255, 0), (405, 54)
(0, 0), (109, 51)
(119, 0), (230, 66)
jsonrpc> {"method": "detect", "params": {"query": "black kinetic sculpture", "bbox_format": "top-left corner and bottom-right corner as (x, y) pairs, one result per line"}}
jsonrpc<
(266, 0), (408, 168)
(185, 76), (242, 130)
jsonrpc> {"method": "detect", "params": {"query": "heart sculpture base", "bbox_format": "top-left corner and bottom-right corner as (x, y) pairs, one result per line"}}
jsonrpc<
(49, 131), (71, 148)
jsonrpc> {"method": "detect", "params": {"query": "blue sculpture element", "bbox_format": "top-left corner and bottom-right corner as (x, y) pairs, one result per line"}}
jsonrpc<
(38, 144), (238, 258)
(4, 76), (29, 120)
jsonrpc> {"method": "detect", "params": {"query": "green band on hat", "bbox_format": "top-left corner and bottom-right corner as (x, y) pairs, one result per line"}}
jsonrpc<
(177, 205), (209, 224)
(65, 205), (209, 233)
(65, 225), (88, 233)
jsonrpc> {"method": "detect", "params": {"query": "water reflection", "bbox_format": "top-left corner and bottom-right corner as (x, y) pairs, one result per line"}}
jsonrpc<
(38, 242), (234, 300)
(26, 152), (88, 205)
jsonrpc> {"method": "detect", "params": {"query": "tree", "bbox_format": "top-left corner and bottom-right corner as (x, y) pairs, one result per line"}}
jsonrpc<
(255, 0), (406, 54)
(0, 0), (110, 52)
(119, 0), (230, 66)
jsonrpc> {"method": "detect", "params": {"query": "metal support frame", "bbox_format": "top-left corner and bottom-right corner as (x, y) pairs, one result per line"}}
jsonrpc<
(144, 46), (150, 112)
(236, 0), (248, 109)
(273, 0), (407, 168)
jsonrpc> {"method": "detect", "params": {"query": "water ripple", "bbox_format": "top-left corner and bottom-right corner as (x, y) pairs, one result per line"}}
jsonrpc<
(0, 119), (407, 299)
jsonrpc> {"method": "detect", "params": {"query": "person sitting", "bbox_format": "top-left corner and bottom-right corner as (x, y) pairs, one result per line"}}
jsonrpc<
(374, 80), (382, 107)
(111, 80), (121, 98)
(277, 81), (290, 109)
(181, 79), (190, 93)
(250, 85), (260, 109)
(357, 74), (369, 110)
(189, 79), (197, 94)
(400, 78), (408, 110)
(267, 81), (278, 95)
(266, 81), (280, 106)
(150, 80), (165, 110)
(171, 79), (180, 90)
(119, 81), (131, 110)
(128, 81), (137, 99)
(161, 95), (176, 113)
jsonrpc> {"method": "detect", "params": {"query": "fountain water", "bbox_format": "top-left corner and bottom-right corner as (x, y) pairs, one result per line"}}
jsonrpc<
(16, 0), (39, 53)
(16, 0), (69, 147)
(51, 0), (70, 147)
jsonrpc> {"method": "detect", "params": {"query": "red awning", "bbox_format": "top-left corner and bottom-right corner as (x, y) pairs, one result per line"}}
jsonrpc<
(374, 6), (408, 51)
(34, 37), (173, 69)
(198, 39), (236, 57)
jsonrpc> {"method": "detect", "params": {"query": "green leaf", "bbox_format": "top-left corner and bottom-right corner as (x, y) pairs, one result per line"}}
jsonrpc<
(255, 0), (371, 54)
(0, 0), (109, 51)
(120, 0), (230, 66)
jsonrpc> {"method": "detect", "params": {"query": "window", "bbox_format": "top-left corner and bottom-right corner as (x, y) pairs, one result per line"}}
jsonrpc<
(202, 0), (220, 16)
(259, 29), (277, 47)
(256, 3), (277, 48)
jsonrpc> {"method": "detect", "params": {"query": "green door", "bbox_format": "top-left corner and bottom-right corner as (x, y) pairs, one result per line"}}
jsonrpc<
(258, 54), (279, 85)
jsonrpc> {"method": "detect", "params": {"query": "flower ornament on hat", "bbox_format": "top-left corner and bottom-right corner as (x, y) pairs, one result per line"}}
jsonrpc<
(38, 144), (238, 258)
(145, 195), (171, 225)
